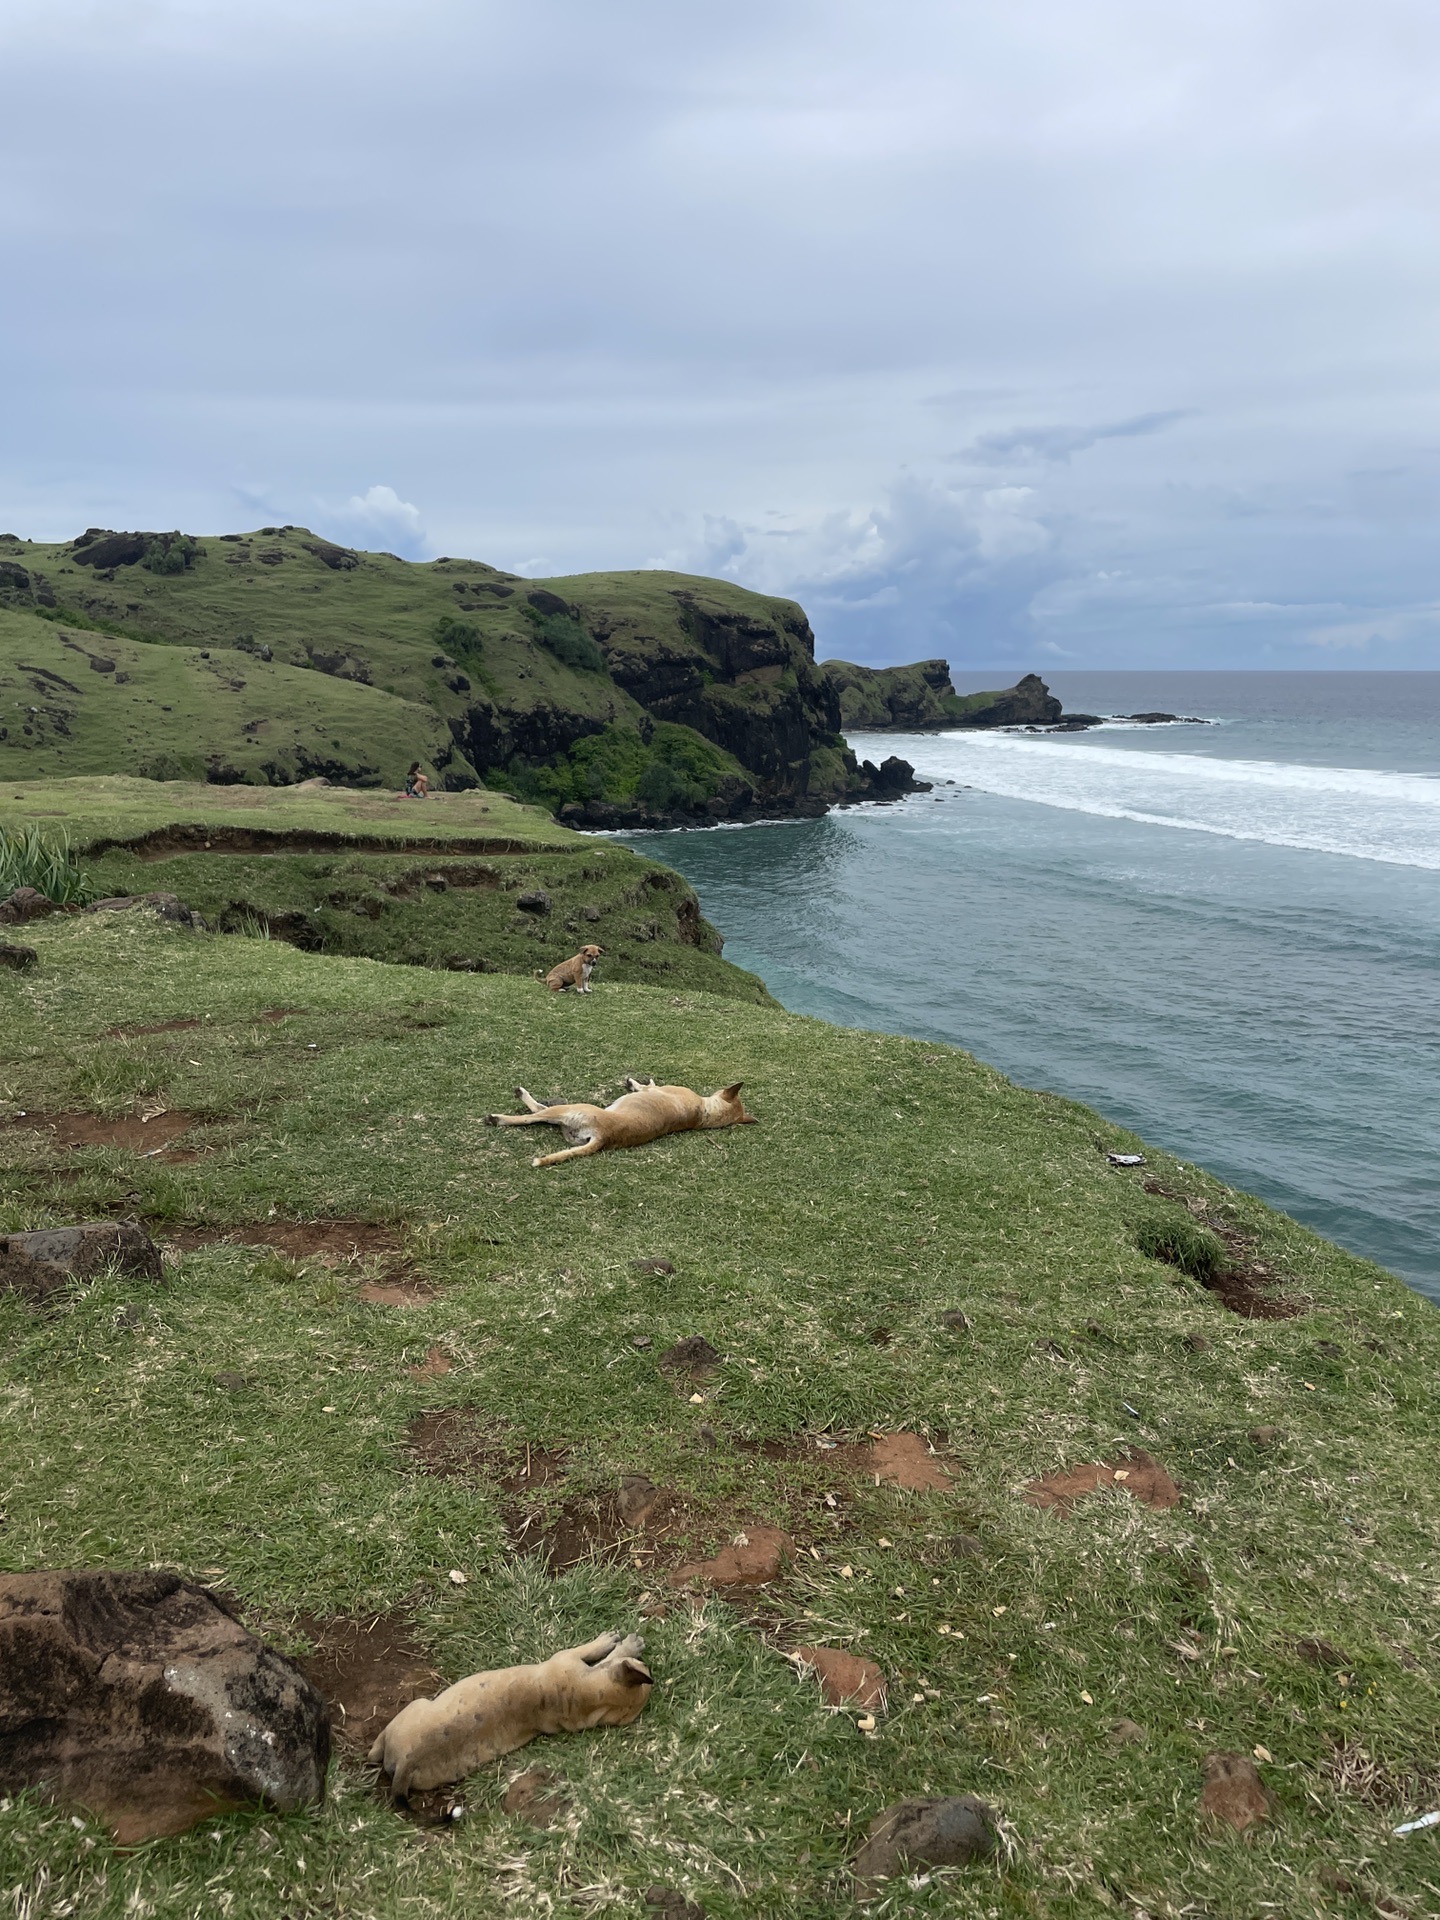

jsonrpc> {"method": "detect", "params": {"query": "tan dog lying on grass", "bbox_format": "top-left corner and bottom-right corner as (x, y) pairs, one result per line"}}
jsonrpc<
(486, 1073), (757, 1168)
(545, 944), (604, 993)
(369, 1631), (653, 1801)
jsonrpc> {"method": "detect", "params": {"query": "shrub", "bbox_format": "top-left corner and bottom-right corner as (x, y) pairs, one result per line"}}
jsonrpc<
(0, 825), (94, 905)
(141, 534), (198, 575)
(433, 614), (481, 657)
(1134, 1212), (1226, 1281)
(521, 605), (608, 675)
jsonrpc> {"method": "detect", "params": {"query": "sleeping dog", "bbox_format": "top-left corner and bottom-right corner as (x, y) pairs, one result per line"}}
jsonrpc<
(486, 1074), (757, 1168)
(369, 1631), (653, 1801)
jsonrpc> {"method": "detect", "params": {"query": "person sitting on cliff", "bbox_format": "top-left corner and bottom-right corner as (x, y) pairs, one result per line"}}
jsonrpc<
(403, 762), (430, 799)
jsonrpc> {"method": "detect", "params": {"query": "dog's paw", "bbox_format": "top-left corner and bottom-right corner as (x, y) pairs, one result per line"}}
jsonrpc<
(484, 1113), (500, 1126)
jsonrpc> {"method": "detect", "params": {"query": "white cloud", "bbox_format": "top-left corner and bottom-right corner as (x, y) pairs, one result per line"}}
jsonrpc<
(319, 485), (426, 557)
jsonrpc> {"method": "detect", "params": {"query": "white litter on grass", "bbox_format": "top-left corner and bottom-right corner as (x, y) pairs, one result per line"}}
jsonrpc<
(1107, 1153), (1145, 1167)
(1393, 1810), (1440, 1836)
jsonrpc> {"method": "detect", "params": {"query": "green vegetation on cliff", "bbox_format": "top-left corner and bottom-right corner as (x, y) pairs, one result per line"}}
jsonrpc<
(2, 878), (1438, 1917)
(1, 529), (879, 817)
(824, 661), (1063, 732)
(2, 779), (772, 1003)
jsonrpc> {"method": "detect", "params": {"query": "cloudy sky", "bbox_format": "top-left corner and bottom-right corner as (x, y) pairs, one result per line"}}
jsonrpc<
(4, 0), (1439, 670)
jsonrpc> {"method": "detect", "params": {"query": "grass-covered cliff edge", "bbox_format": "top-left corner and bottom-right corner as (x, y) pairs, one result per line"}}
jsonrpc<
(0, 527), (925, 825)
(2, 787), (1438, 1919)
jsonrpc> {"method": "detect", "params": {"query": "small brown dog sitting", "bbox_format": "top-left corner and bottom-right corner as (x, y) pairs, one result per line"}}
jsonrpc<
(545, 944), (604, 993)
(369, 1630), (653, 1801)
(487, 1074), (757, 1168)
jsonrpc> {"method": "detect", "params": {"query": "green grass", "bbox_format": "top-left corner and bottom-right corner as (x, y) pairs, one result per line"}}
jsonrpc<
(0, 609), (466, 789)
(2, 911), (1438, 1918)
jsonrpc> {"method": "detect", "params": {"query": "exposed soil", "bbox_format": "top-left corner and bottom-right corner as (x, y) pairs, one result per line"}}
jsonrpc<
(290, 1610), (443, 1753)
(502, 1765), (569, 1826)
(358, 1279), (437, 1306)
(104, 1017), (206, 1038)
(1200, 1752), (1275, 1832)
(1025, 1449), (1181, 1515)
(5, 1110), (204, 1160)
(861, 1431), (954, 1492)
(170, 1219), (403, 1260)
(671, 1526), (794, 1589)
(1142, 1180), (1305, 1318)
(791, 1645), (887, 1711)
(256, 1007), (306, 1023)
(97, 825), (532, 860)
(407, 1346), (454, 1378)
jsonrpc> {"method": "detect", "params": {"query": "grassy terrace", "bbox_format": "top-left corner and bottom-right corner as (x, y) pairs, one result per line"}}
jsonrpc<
(2, 899), (1438, 1917)
(3, 779), (768, 1002)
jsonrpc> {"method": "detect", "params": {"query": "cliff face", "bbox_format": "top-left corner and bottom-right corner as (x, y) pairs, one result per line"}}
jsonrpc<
(0, 531), (905, 819)
(823, 659), (1063, 731)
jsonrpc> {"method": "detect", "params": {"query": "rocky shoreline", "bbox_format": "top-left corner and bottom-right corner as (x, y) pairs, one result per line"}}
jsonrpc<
(556, 752), (927, 832)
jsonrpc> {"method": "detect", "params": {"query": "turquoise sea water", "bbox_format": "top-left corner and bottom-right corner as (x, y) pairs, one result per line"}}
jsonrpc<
(619, 673), (1440, 1302)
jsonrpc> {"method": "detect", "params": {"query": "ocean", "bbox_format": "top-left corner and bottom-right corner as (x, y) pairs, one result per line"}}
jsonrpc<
(618, 672), (1440, 1303)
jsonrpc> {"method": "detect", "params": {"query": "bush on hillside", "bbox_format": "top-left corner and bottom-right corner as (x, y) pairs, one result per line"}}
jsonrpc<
(142, 534), (198, 575)
(509, 721), (737, 814)
(433, 614), (481, 658)
(1134, 1211), (1227, 1281)
(521, 603), (608, 675)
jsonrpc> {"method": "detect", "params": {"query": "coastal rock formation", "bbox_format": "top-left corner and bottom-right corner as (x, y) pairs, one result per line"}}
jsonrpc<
(0, 1569), (330, 1841)
(823, 660), (1063, 731)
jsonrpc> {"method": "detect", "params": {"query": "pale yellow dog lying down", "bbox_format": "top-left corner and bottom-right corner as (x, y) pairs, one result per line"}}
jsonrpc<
(369, 1631), (653, 1800)
(486, 1073), (757, 1168)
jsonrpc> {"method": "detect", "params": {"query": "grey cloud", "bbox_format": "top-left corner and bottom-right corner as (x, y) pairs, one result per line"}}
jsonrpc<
(959, 412), (1191, 467)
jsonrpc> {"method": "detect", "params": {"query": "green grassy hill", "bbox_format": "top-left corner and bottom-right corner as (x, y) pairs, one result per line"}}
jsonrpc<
(2, 870), (1438, 1915)
(2, 778), (770, 1002)
(0, 528), (871, 818)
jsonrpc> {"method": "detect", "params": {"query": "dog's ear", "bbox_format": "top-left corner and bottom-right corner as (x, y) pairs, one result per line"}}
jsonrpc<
(616, 1658), (653, 1688)
(720, 1082), (744, 1100)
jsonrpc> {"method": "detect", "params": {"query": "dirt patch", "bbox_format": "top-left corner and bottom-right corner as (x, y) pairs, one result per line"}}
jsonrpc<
(671, 1525), (794, 1589)
(502, 1765), (568, 1826)
(6, 1110), (204, 1160)
(171, 1219), (403, 1260)
(359, 1279), (437, 1306)
(256, 1007), (306, 1024)
(290, 1611), (443, 1753)
(861, 1431), (953, 1492)
(105, 1017), (205, 1038)
(405, 1407), (567, 1486)
(791, 1645), (887, 1711)
(1025, 1449), (1180, 1515)
(407, 1346), (453, 1378)
(1142, 1181), (1304, 1319)
(1200, 1752), (1275, 1832)
(95, 825), (533, 860)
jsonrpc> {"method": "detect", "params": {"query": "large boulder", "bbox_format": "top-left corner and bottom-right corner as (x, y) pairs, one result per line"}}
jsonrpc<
(0, 1570), (330, 1841)
(853, 1795), (997, 1894)
(0, 1222), (163, 1306)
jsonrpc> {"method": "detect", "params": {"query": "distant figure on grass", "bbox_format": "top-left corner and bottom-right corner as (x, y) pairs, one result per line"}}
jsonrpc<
(487, 1073), (757, 1168)
(545, 943), (604, 993)
(403, 763), (430, 798)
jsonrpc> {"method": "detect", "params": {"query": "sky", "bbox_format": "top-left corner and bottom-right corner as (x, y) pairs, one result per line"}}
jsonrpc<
(3, 0), (1439, 672)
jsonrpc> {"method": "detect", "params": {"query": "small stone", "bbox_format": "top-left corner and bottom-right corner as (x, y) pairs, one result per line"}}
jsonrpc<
(1110, 1717), (1147, 1745)
(582, 906), (602, 923)
(516, 889), (551, 914)
(213, 1371), (248, 1392)
(943, 1532), (985, 1560)
(940, 1309), (971, 1331)
(0, 942), (38, 971)
(1200, 1751), (1275, 1832)
(632, 1257), (675, 1276)
(631, 1334), (653, 1350)
(853, 1796), (996, 1893)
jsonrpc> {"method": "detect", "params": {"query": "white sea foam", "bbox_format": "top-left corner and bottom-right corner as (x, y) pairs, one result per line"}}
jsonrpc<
(849, 731), (1440, 870)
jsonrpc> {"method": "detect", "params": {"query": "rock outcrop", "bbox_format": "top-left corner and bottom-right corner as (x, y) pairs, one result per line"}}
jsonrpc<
(823, 660), (1064, 731)
(0, 1570), (330, 1841)
(0, 1222), (163, 1306)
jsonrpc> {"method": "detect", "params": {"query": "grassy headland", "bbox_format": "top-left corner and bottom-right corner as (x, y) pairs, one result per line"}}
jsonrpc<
(1, 815), (1437, 1915)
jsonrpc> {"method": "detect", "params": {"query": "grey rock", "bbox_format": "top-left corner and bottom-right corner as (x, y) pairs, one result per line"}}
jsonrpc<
(0, 941), (37, 971)
(658, 1335), (720, 1373)
(516, 889), (551, 914)
(853, 1795), (997, 1892)
(0, 1569), (329, 1842)
(0, 1222), (163, 1306)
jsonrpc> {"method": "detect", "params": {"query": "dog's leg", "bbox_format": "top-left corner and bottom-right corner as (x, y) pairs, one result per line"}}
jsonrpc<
(596, 1632), (646, 1668)
(571, 1630), (624, 1665)
(622, 1075), (656, 1092)
(532, 1136), (604, 1168)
